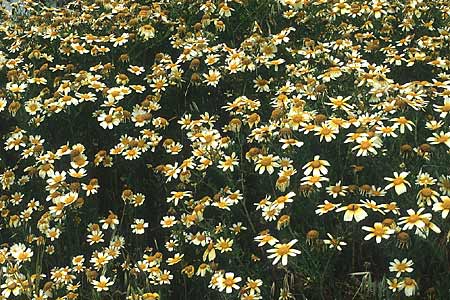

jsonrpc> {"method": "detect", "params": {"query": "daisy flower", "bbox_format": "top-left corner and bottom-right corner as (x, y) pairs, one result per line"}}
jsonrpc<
(98, 109), (121, 129)
(111, 33), (129, 47)
(362, 222), (395, 243)
(158, 270), (173, 285)
(352, 136), (383, 156)
(218, 272), (241, 294)
(326, 181), (348, 198)
(360, 199), (385, 214)
(254, 232), (279, 246)
(415, 172), (436, 186)
(398, 208), (431, 230)
(433, 99), (450, 118)
(60, 192), (78, 207)
(426, 131), (450, 148)
(167, 253), (184, 266)
(336, 203), (368, 222)
(127, 65), (145, 75)
(416, 187), (439, 206)
(218, 153), (239, 172)
(266, 239), (301, 265)
(375, 124), (398, 138)
(255, 154), (280, 175)
(131, 219), (148, 234)
(384, 171), (411, 195)
(315, 200), (341, 215)
(326, 95), (353, 112)
(389, 258), (414, 278)
(438, 175), (450, 196)
(390, 116), (415, 133)
(87, 230), (104, 245)
(432, 196), (450, 218)
(425, 120), (444, 131)
(245, 278), (263, 294)
(273, 191), (296, 209)
(0, 98), (7, 112)
(203, 69), (221, 87)
(261, 204), (281, 221)
(415, 218), (441, 238)
(302, 155), (330, 176)
(196, 264), (211, 277)
(215, 237), (234, 253)
(92, 275), (114, 292)
(1, 278), (21, 298)
(403, 277), (418, 297)
(386, 278), (404, 293)
(10, 243), (33, 263)
(280, 138), (304, 149)
(323, 233), (347, 251)
(314, 124), (339, 142)
(6, 82), (27, 93)
(160, 216), (177, 228)
(167, 190), (192, 206)
(300, 175), (329, 188)
(383, 201), (401, 215)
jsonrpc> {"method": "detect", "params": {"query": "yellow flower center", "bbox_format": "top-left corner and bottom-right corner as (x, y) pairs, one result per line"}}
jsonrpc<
(259, 157), (273, 166)
(360, 140), (372, 149)
(407, 214), (420, 223)
(18, 252), (29, 261)
(392, 177), (404, 185)
(321, 127), (331, 135)
(276, 244), (291, 256)
(373, 227), (385, 236)
(311, 160), (321, 168)
(437, 135), (449, 143)
(224, 278), (235, 287)
(442, 199), (450, 210)
(396, 263), (407, 271)
(348, 204), (360, 211)
(441, 103), (450, 112)
(420, 188), (432, 197)
(160, 274), (169, 281)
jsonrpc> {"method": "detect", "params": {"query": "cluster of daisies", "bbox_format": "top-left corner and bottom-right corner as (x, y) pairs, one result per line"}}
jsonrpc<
(0, 0), (449, 299)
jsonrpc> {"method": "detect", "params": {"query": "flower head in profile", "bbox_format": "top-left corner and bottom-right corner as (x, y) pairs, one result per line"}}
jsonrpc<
(336, 203), (368, 222)
(254, 231), (279, 247)
(403, 277), (418, 297)
(315, 200), (341, 216)
(167, 253), (184, 266)
(427, 131), (450, 148)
